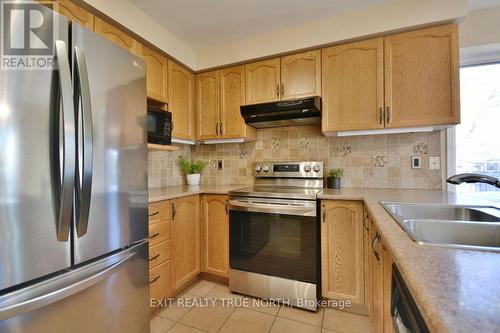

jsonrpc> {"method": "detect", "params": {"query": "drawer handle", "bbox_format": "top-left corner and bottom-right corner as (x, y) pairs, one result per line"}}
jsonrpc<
(149, 254), (160, 261)
(149, 275), (160, 284)
(148, 211), (159, 217)
(372, 232), (381, 262)
(149, 232), (160, 239)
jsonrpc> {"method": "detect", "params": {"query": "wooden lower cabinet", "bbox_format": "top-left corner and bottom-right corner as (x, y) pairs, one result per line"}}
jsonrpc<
(201, 195), (229, 278)
(171, 195), (200, 291)
(369, 219), (395, 333)
(149, 261), (171, 303)
(148, 200), (172, 309)
(321, 200), (366, 308)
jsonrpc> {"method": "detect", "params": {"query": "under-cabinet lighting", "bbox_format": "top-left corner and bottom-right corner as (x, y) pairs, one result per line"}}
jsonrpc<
(333, 127), (435, 137)
(171, 138), (196, 145)
(203, 138), (245, 144)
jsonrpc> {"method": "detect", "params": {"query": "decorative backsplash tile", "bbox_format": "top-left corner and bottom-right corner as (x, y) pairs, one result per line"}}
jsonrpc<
(149, 125), (444, 190)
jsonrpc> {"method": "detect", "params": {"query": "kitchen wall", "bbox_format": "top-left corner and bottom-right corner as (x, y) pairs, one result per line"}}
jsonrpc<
(148, 125), (444, 190)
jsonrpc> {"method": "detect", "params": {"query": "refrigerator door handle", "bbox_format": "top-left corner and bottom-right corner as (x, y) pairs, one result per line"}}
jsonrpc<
(74, 46), (93, 237)
(0, 251), (136, 321)
(54, 40), (76, 242)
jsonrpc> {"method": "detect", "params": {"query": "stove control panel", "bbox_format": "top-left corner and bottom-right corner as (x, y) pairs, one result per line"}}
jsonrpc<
(253, 162), (323, 178)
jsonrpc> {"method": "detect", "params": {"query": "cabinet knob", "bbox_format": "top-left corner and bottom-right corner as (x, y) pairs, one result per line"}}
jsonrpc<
(372, 232), (381, 262)
(322, 205), (326, 223)
(172, 202), (176, 220)
(276, 84), (280, 98)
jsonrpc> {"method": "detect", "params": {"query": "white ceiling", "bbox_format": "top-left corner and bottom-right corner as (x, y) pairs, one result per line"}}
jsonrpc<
(130, 0), (391, 49)
(469, 0), (500, 10)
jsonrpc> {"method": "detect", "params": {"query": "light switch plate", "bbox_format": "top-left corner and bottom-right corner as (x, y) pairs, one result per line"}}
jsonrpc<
(411, 156), (422, 169)
(429, 156), (441, 170)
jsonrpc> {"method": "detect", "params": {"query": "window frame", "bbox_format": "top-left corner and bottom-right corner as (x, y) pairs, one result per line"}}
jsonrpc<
(447, 44), (500, 191)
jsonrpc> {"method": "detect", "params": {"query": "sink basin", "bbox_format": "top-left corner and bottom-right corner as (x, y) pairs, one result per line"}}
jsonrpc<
(380, 202), (500, 252)
(403, 219), (500, 252)
(381, 202), (500, 223)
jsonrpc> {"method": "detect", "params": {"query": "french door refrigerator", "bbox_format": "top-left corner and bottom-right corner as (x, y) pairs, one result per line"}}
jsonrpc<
(0, 4), (149, 333)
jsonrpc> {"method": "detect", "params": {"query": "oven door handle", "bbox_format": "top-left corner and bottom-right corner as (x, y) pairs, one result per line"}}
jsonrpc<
(228, 200), (316, 217)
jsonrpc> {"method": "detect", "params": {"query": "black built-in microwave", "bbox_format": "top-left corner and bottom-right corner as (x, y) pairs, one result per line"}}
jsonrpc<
(147, 107), (172, 145)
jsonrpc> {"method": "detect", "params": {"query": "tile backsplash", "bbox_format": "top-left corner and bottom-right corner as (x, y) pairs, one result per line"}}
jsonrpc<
(148, 125), (444, 190)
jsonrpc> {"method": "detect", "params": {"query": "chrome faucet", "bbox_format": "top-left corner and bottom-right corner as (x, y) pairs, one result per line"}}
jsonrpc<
(447, 173), (500, 189)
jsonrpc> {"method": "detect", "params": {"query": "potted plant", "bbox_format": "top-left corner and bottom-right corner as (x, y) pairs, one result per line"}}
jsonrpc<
(179, 156), (206, 186)
(327, 168), (344, 189)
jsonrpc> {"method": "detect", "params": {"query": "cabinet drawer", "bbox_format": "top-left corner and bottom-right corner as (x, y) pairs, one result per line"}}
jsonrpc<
(149, 240), (170, 269)
(148, 220), (170, 246)
(149, 261), (171, 301)
(149, 201), (171, 224)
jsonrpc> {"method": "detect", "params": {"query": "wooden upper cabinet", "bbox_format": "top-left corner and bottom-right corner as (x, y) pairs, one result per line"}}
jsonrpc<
(220, 66), (255, 140)
(55, 0), (94, 30)
(94, 17), (141, 56)
(171, 196), (200, 291)
(141, 45), (168, 103)
(384, 24), (460, 128)
(321, 200), (365, 306)
(169, 61), (195, 140)
(281, 50), (321, 100)
(245, 58), (281, 105)
(322, 38), (384, 132)
(196, 71), (220, 140)
(202, 195), (229, 278)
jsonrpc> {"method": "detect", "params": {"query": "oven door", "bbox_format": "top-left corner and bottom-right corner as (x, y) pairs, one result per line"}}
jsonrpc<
(229, 197), (318, 284)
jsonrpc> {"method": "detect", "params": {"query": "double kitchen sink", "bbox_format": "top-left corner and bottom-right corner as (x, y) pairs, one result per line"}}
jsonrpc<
(381, 202), (500, 252)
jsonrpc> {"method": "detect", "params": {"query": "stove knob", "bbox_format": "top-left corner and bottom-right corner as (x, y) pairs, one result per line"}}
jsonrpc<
(255, 165), (262, 173)
(262, 165), (270, 173)
(304, 165), (311, 172)
(313, 164), (321, 173)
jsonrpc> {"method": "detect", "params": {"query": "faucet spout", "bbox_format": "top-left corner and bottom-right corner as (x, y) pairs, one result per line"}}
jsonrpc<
(447, 173), (500, 189)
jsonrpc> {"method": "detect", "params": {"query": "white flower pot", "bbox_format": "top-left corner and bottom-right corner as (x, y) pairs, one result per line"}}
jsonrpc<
(186, 173), (201, 186)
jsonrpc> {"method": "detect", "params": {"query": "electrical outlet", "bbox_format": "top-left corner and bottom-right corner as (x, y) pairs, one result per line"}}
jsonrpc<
(218, 160), (224, 170)
(429, 156), (441, 170)
(411, 156), (422, 169)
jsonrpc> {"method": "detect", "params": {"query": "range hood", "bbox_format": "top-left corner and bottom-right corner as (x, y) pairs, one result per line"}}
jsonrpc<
(240, 96), (321, 128)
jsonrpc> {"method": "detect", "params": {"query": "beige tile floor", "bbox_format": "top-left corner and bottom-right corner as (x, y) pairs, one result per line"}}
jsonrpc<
(151, 280), (371, 333)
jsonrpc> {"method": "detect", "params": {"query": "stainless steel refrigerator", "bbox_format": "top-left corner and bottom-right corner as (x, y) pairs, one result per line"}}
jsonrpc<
(0, 3), (149, 332)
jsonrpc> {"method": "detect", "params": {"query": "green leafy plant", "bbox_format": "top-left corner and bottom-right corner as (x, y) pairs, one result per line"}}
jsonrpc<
(329, 168), (344, 178)
(179, 156), (207, 174)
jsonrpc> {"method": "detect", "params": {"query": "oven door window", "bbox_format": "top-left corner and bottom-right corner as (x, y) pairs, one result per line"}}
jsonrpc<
(229, 211), (317, 284)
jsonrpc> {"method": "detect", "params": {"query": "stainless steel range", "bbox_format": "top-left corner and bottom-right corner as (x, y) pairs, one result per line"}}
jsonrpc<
(228, 161), (324, 311)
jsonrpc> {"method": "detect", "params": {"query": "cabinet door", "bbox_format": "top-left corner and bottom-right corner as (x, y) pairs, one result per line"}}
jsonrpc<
(142, 45), (167, 103)
(169, 61), (195, 140)
(202, 195), (229, 278)
(196, 71), (220, 140)
(322, 38), (384, 132)
(321, 201), (365, 306)
(56, 0), (94, 30)
(171, 196), (200, 291)
(281, 50), (321, 100)
(94, 17), (141, 56)
(369, 221), (383, 333)
(382, 242), (395, 333)
(245, 58), (281, 105)
(384, 24), (460, 128)
(220, 66), (252, 139)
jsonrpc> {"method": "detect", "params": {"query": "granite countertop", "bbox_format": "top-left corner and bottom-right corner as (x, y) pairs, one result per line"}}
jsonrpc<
(148, 185), (246, 202)
(318, 188), (500, 333)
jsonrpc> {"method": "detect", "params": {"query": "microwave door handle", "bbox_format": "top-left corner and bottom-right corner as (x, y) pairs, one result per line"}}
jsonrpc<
(74, 46), (93, 237)
(54, 40), (76, 242)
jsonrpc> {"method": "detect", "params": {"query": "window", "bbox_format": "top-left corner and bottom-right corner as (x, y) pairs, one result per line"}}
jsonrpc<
(452, 63), (500, 192)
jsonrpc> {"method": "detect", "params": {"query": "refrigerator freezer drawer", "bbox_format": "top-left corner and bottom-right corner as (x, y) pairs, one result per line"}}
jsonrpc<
(149, 201), (172, 224)
(0, 242), (149, 333)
